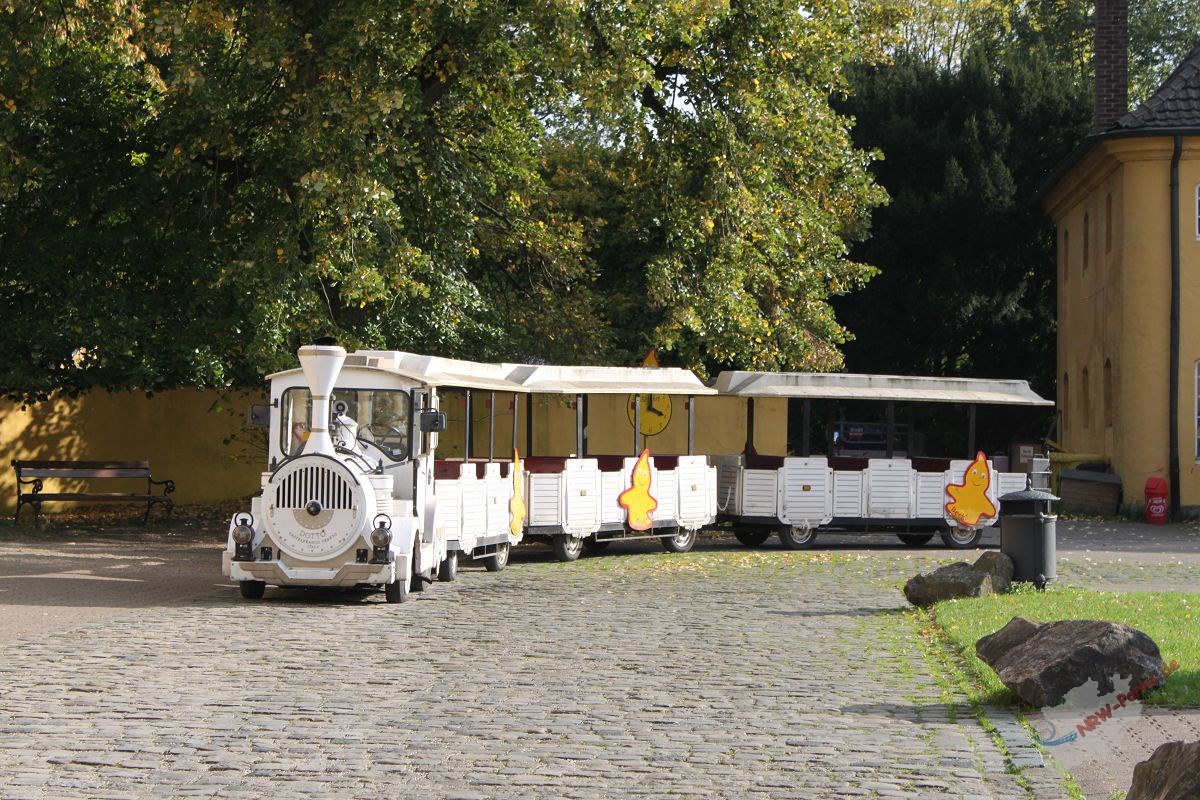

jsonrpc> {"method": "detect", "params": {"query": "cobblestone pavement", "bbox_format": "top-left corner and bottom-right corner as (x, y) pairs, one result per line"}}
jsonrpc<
(0, 530), (1073, 800)
(2, 518), (1197, 799)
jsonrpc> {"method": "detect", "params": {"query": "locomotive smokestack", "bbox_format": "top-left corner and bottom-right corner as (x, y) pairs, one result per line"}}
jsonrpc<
(298, 341), (346, 456)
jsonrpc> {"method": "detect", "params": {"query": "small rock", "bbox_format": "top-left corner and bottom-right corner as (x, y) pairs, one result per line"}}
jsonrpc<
(975, 617), (1164, 707)
(1126, 740), (1200, 800)
(903, 551), (1013, 607)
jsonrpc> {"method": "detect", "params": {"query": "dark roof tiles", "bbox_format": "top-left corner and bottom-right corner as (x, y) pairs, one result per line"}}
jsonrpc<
(1114, 42), (1200, 130)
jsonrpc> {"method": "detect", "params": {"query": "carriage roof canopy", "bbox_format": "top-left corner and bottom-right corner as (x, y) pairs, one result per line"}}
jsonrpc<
(503, 364), (717, 396)
(711, 372), (1053, 406)
(269, 350), (717, 395)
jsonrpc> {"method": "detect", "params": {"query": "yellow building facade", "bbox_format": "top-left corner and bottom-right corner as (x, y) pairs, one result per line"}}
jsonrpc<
(1042, 47), (1200, 510)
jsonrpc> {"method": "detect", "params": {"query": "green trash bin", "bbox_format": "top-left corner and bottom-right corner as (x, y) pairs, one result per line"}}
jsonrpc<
(999, 480), (1059, 585)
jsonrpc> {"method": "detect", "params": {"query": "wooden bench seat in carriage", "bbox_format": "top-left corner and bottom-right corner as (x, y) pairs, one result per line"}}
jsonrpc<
(11, 459), (175, 527)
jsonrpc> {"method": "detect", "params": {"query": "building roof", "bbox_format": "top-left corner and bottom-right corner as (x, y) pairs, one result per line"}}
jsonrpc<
(1038, 42), (1200, 205)
(1113, 42), (1200, 131)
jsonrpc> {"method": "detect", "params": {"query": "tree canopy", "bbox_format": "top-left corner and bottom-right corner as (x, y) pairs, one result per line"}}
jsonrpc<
(0, 0), (897, 399)
(834, 45), (1090, 397)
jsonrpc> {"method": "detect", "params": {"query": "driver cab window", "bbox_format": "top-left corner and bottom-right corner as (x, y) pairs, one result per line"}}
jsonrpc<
(281, 387), (412, 461)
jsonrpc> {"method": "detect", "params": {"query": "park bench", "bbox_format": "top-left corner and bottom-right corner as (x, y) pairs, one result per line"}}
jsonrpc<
(11, 460), (175, 526)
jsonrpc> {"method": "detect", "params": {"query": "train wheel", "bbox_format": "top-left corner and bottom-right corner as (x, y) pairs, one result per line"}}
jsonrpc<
(483, 542), (510, 572)
(897, 533), (934, 547)
(438, 551), (458, 582)
(734, 528), (771, 547)
(583, 536), (610, 552)
(778, 526), (817, 550)
(660, 528), (697, 553)
(940, 527), (983, 549)
(552, 534), (583, 562)
(384, 574), (409, 604)
(239, 580), (266, 600)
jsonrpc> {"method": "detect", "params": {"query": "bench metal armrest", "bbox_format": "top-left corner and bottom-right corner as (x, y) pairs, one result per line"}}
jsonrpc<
(15, 476), (43, 495)
(149, 477), (175, 495)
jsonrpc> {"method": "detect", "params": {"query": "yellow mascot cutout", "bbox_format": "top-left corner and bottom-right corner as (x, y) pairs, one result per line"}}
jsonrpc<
(945, 451), (996, 527)
(618, 449), (658, 531)
(508, 449), (526, 539)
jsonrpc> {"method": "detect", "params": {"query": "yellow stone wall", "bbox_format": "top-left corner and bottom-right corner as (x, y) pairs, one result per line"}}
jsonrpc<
(1044, 135), (1200, 506)
(1, 389), (266, 513)
(1, 385), (788, 515)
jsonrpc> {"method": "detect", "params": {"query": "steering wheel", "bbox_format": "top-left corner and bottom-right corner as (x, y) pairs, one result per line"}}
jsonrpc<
(360, 423), (408, 459)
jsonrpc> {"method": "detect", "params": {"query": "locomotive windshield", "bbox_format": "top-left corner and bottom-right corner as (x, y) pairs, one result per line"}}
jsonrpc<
(281, 387), (412, 462)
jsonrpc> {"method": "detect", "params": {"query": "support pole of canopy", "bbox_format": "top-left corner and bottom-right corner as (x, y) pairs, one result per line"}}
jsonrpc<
(511, 393), (519, 455)
(687, 396), (695, 455)
(885, 401), (895, 459)
(801, 399), (811, 457)
(488, 391), (495, 462)
(575, 393), (584, 458)
(633, 394), (642, 455)
(464, 389), (472, 459)
(746, 397), (756, 453)
(967, 404), (977, 457)
(526, 394), (534, 456)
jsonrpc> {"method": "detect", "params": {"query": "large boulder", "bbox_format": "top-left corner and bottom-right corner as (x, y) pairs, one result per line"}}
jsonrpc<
(903, 551), (1013, 607)
(1126, 740), (1200, 800)
(975, 617), (1164, 707)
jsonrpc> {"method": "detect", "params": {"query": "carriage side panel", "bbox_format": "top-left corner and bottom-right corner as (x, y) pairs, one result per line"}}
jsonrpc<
(780, 457), (834, 527)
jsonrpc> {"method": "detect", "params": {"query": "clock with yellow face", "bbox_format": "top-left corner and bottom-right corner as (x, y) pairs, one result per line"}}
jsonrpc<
(627, 393), (673, 436)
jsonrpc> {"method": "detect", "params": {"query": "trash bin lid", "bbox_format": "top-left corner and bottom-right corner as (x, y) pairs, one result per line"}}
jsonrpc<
(1001, 487), (1060, 502)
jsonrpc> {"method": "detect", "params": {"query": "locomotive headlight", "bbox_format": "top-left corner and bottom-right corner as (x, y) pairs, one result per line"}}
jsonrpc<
(233, 523), (255, 544)
(370, 514), (393, 549)
(231, 514), (256, 562)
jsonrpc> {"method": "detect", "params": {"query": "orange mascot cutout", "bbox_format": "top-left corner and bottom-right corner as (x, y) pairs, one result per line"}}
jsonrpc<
(945, 451), (996, 527)
(618, 449), (658, 531)
(508, 449), (526, 539)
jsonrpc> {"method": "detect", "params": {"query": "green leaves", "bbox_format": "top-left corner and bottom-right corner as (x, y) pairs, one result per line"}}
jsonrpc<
(1, 0), (892, 399)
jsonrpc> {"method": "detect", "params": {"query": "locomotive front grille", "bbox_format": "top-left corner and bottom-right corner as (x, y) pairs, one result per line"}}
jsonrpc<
(275, 464), (354, 510)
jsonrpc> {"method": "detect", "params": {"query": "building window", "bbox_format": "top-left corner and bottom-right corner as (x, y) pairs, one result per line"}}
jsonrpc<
(1105, 194), (1113, 253)
(1062, 372), (1070, 434)
(1081, 366), (1090, 429)
(1063, 229), (1070, 283)
(1083, 212), (1090, 273)
(1104, 359), (1113, 428)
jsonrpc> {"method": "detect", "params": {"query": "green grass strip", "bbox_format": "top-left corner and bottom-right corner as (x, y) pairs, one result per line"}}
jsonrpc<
(931, 585), (1200, 708)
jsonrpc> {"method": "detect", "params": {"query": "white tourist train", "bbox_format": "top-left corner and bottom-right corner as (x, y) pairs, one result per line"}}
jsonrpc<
(222, 343), (1051, 601)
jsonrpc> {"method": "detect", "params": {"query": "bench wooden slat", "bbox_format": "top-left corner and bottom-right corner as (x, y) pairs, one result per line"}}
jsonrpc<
(19, 468), (152, 479)
(14, 460), (151, 470)
(31, 493), (160, 502)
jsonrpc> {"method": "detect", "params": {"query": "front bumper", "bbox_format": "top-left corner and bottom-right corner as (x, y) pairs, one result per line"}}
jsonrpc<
(224, 551), (398, 588)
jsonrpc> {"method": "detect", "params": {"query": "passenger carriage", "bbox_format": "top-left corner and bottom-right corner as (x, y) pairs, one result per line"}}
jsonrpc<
(499, 364), (719, 561)
(709, 372), (1053, 549)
